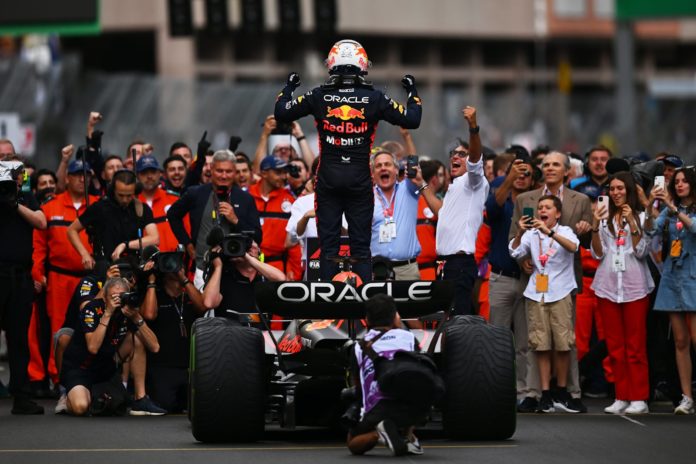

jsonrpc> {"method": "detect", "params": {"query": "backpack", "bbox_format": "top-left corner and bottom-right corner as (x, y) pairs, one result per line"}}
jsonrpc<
(90, 377), (129, 416)
(359, 330), (445, 405)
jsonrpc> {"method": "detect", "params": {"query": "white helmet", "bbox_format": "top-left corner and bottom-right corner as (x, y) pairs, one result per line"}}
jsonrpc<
(325, 39), (371, 73)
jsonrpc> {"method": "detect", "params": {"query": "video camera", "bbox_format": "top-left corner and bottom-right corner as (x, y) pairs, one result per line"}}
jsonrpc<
(220, 233), (254, 258)
(206, 227), (254, 258)
(630, 159), (664, 192)
(0, 160), (23, 209)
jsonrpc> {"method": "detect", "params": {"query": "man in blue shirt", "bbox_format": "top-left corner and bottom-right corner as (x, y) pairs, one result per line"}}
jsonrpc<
(486, 155), (535, 411)
(370, 150), (422, 280)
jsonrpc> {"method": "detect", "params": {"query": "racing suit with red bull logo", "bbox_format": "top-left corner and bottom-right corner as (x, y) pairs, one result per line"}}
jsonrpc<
(275, 79), (422, 282)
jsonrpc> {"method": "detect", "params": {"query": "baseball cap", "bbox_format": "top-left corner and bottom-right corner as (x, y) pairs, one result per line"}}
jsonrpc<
(260, 156), (288, 171)
(662, 154), (683, 168)
(574, 182), (602, 201)
(135, 156), (160, 173)
(67, 159), (91, 174)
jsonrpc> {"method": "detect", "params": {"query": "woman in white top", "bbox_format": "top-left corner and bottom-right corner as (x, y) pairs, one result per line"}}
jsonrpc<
(590, 172), (654, 415)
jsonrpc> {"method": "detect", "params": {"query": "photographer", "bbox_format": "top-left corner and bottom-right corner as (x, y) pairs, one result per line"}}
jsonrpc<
(0, 160), (47, 414)
(347, 294), (426, 456)
(141, 255), (206, 412)
(202, 240), (286, 318)
(67, 169), (159, 270)
(60, 277), (160, 416)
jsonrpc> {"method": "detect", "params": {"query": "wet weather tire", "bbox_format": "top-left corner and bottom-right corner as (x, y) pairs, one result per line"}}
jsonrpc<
(190, 320), (266, 442)
(442, 318), (516, 440)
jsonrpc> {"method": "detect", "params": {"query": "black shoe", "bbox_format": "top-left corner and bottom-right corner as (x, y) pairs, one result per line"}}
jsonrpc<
(376, 420), (407, 456)
(517, 397), (539, 413)
(537, 394), (555, 413)
(567, 397), (587, 414)
(11, 397), (45, 415)
(553, 390), (581, 413)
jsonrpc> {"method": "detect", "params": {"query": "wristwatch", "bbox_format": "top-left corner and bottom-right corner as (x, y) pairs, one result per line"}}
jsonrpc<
(135, 318), (145, 327)
(469, 126), (480, 134)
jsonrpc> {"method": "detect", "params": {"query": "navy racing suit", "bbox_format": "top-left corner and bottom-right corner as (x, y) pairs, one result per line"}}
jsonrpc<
(275, 80), (422, 282)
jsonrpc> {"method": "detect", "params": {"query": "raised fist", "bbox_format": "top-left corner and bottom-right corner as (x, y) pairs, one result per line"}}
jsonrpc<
(287, 72), (301, 90)
(401, 74), (416, 92)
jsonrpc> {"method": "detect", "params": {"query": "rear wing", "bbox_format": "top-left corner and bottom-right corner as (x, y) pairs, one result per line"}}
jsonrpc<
(254, 281), (454, 319)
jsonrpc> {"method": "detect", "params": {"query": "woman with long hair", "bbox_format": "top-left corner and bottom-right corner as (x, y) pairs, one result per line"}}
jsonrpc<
(591, 171), (654, 414)
(647, 167), (696, 415)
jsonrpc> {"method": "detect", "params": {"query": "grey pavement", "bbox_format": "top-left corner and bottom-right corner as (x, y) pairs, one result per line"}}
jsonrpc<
(2, 363), (696, 464)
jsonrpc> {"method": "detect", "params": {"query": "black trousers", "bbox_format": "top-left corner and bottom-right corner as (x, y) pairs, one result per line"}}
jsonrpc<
(315, 162), (373, 283)
(0, 268), (34, 397)
(441, 254), (477, 316)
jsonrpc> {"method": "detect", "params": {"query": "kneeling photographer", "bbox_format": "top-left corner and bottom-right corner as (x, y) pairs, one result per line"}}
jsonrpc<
(140, 248), (206, 412)
(347, 294), (440, 457)
(60, 277), (160, 416)
(202, 229), (286, 318)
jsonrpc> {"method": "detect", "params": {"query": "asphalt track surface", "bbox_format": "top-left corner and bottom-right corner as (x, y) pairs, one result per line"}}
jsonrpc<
(1, 389), (695, 464)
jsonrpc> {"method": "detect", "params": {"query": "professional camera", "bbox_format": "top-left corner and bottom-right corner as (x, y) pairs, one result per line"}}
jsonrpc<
(220, 232), (254, 258)
(118, 291), (141, 307)
(139, 245), (184, 274)
(286, 163), (301, 179)
(155, 251), (184, 273)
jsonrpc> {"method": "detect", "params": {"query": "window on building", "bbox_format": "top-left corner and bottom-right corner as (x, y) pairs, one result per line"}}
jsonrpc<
(554, 0), (587, 18)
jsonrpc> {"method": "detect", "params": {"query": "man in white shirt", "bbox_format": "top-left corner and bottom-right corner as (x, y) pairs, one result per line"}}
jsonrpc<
(421, 106), (487, 315)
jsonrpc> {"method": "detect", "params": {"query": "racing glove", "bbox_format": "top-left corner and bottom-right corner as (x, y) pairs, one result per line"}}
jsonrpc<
(401, 74), (418, 97)
(286, 72), (301, 91)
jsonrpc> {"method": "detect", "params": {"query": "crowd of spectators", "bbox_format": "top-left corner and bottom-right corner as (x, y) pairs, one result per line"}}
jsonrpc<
(0, 103), (694, 424)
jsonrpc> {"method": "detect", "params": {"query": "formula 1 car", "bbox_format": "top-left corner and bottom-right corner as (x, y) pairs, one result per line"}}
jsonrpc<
(188, 280), (516, 443)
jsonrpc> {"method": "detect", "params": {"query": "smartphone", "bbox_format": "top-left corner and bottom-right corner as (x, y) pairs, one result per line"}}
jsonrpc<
(523, 207), (534, 224)
(597, 195), (609, 219)
(654, 176), (665, 191)
(406, 155), (419, 179)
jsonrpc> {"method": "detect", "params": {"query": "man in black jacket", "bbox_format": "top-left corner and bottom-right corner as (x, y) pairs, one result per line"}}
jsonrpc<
(167, 150), (262, 289)
(275, 39), (422, 282)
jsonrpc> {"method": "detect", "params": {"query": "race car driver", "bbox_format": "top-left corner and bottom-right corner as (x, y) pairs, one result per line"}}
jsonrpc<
(274, 39), (422, 283)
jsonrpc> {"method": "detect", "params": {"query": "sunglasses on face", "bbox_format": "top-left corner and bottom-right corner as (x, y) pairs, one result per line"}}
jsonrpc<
(449, 150), (468, 159)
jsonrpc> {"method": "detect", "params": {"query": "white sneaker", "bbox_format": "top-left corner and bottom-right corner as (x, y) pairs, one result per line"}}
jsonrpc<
(604, 399), (629, 414)
(674, 395), (695, 415)
(54, 393), (68, 415)
(406, 435), (424, 455)
(625, 401), (649, 415)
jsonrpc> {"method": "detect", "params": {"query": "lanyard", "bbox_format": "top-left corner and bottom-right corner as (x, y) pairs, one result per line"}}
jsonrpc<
(376, 184), (398, 220)
(615, 218), (628, 247)
(537, 227), (556, 269)
(170, 293), (187, 338)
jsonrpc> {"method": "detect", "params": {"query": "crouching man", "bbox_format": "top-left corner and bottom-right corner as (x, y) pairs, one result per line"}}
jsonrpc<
(347, 294), (428, 456)
(60, 277), (160, 416)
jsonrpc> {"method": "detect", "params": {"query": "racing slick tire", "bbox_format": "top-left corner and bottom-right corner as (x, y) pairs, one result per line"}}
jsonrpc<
(441, 318), (516, 440)
(190, 320), (266, 442)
